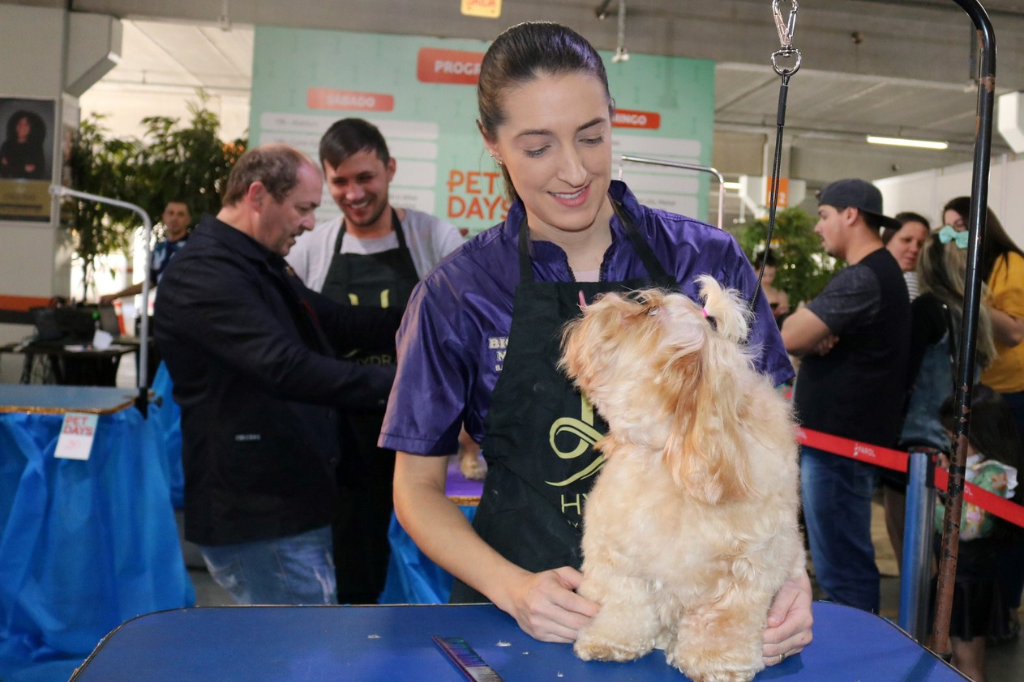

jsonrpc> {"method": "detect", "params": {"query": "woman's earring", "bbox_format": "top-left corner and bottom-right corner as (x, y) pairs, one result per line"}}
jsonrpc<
(491, 155), (503, 166)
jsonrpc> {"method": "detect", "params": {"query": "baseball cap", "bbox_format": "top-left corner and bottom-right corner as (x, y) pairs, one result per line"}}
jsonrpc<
(818, 179), (901, 230)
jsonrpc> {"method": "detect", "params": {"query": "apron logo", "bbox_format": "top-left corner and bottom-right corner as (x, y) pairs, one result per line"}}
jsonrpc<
(347, 289), (392, 308)
(546, 393), (605, 488)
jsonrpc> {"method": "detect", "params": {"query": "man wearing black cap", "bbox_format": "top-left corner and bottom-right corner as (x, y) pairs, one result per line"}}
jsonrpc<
(782, 178), (911, 613)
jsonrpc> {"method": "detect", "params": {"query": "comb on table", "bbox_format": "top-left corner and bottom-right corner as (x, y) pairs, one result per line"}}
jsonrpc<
(432, 635), (506, 682)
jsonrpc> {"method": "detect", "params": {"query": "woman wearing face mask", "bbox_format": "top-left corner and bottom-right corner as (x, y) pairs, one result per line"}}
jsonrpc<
(944, 196), (1024, 643)
(382, 21), (811, 664)
(882, 212), (929, 300)
(883, 228), (998, 567)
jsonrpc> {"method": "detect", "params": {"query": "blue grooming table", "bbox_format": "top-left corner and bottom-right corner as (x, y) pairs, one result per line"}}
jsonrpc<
(69, 602), (967, 682)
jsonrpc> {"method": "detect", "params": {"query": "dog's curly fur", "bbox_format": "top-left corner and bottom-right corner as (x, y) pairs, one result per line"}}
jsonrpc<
(559, 277), (803, 682)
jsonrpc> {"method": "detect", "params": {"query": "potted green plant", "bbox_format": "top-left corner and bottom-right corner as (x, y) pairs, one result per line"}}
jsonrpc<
(65, 93), (246, 300)
(735, 206), (843, 305)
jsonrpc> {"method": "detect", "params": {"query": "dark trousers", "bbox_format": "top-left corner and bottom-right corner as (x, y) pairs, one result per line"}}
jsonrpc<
(996, 389), (1024, 611)
(333, 410), (396, 605)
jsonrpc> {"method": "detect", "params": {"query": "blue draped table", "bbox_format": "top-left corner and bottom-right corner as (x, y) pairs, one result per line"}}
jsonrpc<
(67, 601), (967, 682)
(0, 385), (194, 682)
(380, 457), (482, 605)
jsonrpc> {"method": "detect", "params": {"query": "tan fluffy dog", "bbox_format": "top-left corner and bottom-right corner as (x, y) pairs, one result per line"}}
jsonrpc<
(559, 276), (803, 682)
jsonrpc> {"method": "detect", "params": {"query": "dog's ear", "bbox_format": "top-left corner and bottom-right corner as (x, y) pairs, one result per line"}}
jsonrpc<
(662, 338), (755, 505)
(696, 275), (750, 343)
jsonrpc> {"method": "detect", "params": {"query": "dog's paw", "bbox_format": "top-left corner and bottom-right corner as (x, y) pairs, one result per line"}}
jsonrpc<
(574, 637), (646, 663)
(665, 647), (762, 682)
(459, 451), (487, 480)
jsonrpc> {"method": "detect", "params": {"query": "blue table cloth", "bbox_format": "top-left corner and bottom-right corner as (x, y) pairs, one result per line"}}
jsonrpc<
(149, 363), (184, 509)
(0, 385), (194, 682)
(380, 456), (482, 605)
(380, 506), (477, 605)
(67, 602), (968, 682)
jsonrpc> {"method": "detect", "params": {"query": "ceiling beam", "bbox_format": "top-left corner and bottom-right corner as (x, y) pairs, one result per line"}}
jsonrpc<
(63, 0), (1024, 88)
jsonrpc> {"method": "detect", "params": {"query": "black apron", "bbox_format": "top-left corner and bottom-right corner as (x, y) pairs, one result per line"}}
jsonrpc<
(450, 201), (677, 603)
(322, 209), (419, 329)
(322, 209), (418, 604)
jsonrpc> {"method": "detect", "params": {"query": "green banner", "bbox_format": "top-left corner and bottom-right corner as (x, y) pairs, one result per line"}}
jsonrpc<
(251, 26), (714, 235)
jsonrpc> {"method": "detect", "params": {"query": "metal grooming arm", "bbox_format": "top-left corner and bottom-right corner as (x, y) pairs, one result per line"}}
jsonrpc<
(618, 155), (726, 229)
(928, 0), (997, 660)
(51, 185), (154, 416)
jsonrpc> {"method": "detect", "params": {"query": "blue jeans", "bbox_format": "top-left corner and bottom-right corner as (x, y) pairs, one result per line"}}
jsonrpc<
(198, 526), (337, 605)
(801, 445), (880, 612)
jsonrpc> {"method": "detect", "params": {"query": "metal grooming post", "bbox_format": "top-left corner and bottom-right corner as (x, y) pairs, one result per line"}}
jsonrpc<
(618, 155), (726, 229)
(51, 185), (154, 416)
(928, 0), (996, 659)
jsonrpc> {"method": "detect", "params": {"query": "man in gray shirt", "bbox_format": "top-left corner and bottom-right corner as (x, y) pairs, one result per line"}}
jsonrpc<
(286, 118), (464, 605)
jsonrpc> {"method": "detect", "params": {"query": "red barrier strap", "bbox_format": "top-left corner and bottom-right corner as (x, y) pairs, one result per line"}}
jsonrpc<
(933, 467), (1024, 531)
(797, 428), (909, 473)
(797, 427), (1024, 530)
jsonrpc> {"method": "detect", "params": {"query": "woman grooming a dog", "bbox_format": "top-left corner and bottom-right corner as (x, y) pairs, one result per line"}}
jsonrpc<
(382, 21), (813, 665)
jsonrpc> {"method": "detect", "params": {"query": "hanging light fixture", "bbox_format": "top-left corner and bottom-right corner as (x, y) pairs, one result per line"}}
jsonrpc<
(219, 0), (231, 31)
(866, 135), (949, 150)
(612, 0), (629, 63)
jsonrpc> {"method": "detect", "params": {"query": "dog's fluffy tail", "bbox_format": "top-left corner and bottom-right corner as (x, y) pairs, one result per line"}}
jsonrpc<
(696, 275), (750, 343)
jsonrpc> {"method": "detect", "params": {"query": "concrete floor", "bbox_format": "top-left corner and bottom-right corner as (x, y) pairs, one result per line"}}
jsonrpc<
(184, 500), (1024, 682)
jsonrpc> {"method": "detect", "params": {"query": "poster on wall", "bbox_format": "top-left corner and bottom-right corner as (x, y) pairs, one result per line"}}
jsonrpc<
(0, 97), (55, 222)
(250, 27), (714, 237)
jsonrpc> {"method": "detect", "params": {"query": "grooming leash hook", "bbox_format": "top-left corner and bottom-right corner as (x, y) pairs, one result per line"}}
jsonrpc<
(772, 0), (798, 49)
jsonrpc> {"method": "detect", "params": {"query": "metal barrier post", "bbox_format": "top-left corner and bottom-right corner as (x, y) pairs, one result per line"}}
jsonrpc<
(899, 449), (936, 640)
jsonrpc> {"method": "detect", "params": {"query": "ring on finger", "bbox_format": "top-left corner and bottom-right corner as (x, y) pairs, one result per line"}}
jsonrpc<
(778, 652), (787, 663)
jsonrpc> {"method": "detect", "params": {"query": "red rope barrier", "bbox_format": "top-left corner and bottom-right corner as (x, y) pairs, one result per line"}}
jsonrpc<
(796, 427), (1024, 530)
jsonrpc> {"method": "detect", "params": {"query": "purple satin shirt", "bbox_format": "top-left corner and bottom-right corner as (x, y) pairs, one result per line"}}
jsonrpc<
(380, 181), (793, 456)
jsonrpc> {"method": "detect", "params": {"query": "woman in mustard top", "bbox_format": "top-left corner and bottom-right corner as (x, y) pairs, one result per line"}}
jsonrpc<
(944, 196), (1024, 642)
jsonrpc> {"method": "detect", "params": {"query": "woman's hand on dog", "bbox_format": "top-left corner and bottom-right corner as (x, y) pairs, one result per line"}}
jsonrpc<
(497, 566), (600, 643)
(761, 570), (814, 665)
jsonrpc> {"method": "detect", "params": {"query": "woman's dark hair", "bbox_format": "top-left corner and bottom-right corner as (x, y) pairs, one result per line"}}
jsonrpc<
(943, 196), (1024, 283)
(940, 385), (1024, 537)
(752, 249), (777, 269)
(319, 118), (390, 170)
(940, 384), (1021, 473)
(4, 110), (46, 146)
(478, 22), (612, 202)
(882, 212), (930, 245)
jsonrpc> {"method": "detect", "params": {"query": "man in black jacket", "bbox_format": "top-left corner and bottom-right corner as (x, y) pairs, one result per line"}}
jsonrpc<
(155, 144), (400, 605)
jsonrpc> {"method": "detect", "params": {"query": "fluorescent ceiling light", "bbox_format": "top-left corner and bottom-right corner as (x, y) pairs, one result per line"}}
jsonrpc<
(723, 182), (742, 190)
(865, 135), (949, 150)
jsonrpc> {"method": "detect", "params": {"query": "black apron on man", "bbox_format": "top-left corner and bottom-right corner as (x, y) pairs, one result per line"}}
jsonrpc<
(322, 210), (418, 604)
(450, 201), (677, 603)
